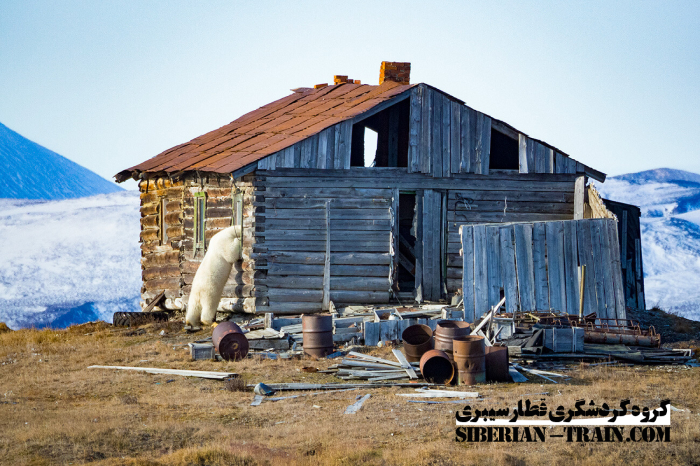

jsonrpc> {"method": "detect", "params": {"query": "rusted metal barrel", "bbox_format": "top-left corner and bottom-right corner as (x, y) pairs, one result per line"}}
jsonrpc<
(453, 335), (486, 385)
(212, 321), (249, 361)
(434, 320), (471, 358)
(401, 324), (434, 363)
(485, 346), (510, 382)
(302, 314), (334, 357)
(420, 349), (455, 384)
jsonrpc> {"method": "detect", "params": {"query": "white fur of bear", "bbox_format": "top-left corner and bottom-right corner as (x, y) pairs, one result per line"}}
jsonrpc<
(185, 226), (242, 327)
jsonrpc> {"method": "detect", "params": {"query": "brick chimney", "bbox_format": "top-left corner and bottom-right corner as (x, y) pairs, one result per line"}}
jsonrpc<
(379, 61), (410, 85)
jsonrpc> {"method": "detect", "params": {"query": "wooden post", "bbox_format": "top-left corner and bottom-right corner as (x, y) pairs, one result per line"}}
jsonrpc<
(578, 265), (586, 318)
(322, 200), (331, 310)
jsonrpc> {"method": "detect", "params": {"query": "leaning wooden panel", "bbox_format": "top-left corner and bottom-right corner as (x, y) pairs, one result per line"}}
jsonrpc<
(532, 222), (550, 311)
(460, 225), (476, 322)
(485, 225), (502, 309)
(562, 220), (581, 316)
(576, 219), (598, 316)
(606, 219), (627, 320)
(513, 223), (535, 313)
(499, 225), (518, 315)
(545, 221), (567, 313)
(588, 219), (610, 320)
(473, 225), (489, 316)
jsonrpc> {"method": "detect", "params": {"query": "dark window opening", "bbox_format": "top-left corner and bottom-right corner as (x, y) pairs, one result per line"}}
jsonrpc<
(350, 98), (410, 167)
(489, 129), (519, 170)
(397, 192), (417, 292)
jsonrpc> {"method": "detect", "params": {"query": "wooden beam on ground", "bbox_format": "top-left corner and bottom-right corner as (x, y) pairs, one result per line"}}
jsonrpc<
(88, 365), (237, 380)
(392, 348), (418, 379)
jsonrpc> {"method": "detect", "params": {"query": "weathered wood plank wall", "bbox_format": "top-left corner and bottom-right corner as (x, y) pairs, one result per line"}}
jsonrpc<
(601, 198), (646, 310)
(460, 218), (627, 322)
(255, 84), (590, 180)
(251, 170), (394, 314)
(445, 176), (576, 294)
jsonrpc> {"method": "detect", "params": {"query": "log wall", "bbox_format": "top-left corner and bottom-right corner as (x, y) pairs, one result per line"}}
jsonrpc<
(138, 173), (263, 313)
(139, 178), (185, 310)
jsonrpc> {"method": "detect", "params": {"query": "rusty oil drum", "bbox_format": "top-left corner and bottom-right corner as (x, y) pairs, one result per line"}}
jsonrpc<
(434, 320), (471, 358)
(302, 314), (334, 357)
(419, 349), (455, 384)
(453, 335), (486, 385)
(212, 321), (249, 361)
(401, 324), (434, 363)
(485, 346), (510, 382)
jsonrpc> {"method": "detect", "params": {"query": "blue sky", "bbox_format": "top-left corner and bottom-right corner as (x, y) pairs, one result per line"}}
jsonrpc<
(1, 1), (698, 189)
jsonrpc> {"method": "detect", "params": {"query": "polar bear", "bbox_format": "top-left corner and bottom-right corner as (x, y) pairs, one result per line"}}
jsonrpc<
(185, 226), (242, 327)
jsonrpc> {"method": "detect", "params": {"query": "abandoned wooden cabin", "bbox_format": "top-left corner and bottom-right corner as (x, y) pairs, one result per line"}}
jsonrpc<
(115, 61), (645, 317)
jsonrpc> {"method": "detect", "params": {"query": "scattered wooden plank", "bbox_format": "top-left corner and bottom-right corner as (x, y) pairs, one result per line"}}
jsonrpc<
(347, 351), (403, 367)
(392, 348), (418, 379)
(396, 389), (479, 398)
(508, 367), (528, 383)
(345, 394), (371, 414)
(88, 365), (237, 380)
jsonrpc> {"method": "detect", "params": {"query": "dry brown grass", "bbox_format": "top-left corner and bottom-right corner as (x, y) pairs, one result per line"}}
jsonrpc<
(1, 321), (699, 465)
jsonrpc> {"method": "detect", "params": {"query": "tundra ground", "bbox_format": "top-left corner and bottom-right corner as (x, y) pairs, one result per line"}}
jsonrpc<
(0, 321), (698, 466)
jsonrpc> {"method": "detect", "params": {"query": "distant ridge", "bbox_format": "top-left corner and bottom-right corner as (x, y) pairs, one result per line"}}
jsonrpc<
(614, 168), (700, 185)
(0, 122), (122, 199)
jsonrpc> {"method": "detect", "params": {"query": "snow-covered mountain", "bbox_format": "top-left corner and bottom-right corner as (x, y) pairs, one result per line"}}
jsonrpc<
(0, 122), (122, 199)
(598, 168), (700, 321)
(0, 191), (141, 329)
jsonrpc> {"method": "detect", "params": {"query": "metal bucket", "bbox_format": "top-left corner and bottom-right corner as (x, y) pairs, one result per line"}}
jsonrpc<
(434, 320), (471, 358)
(212, 321), (249, 361)
(401, 324), (434, 363)
(453, 335), (486, 385)
(302, 314), (334, 357)
(419, 349), (455, 384)
(485, 346), (510, 382)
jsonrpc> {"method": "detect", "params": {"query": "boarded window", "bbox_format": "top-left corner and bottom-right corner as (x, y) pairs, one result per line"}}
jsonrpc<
(194, 191), (207, 252)
(159, 198), (168, 246)
(232, 191), (243, 227)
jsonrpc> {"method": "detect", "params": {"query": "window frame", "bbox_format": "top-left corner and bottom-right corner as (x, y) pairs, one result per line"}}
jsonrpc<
(159, 198), (169, 246)
(193, 191), (207, 252)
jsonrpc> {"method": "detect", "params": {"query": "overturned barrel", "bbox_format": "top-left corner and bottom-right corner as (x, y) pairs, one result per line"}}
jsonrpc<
(434, 320), (471, 358)
(401, 324), (434, 362)
(485, 346), (510, 382)
(302, 314), (334, 357)
(212, 321), (249, 361)
(453, 335), (486, 385)
(420, 349), (455, 384)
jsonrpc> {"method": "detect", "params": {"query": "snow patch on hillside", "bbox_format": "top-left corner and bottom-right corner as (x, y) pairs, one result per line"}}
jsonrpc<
(598, 170), (700, 321)
(0, 191), (141, 329)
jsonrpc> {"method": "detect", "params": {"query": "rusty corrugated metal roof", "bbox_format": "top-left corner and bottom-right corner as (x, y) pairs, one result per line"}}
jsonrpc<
(115, 81), (413, 181)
